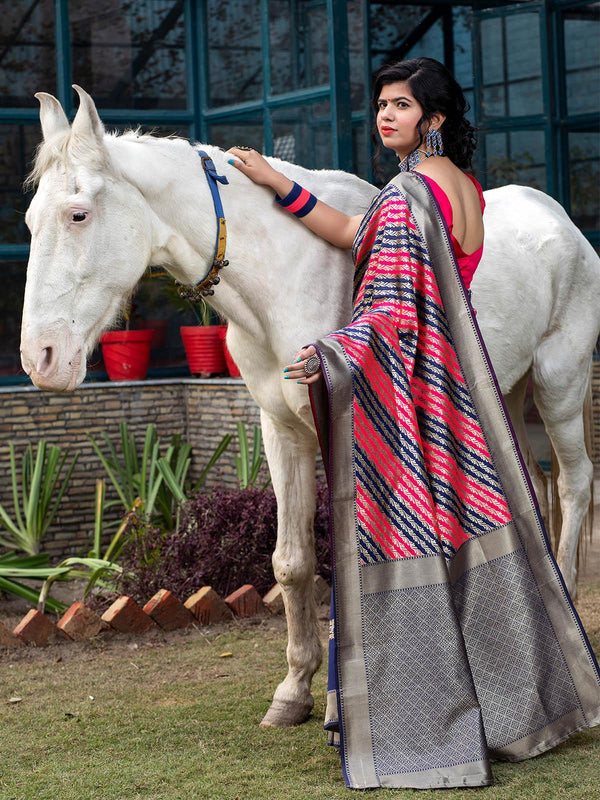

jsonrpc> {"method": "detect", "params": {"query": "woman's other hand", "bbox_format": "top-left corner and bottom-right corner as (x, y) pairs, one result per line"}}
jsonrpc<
(283, 345), (322, 385)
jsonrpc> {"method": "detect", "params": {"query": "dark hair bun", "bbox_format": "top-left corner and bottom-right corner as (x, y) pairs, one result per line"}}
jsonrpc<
(371, 57), (476, 171)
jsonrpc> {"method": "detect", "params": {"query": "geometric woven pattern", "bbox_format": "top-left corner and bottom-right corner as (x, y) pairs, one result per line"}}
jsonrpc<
(333, 185), (512, 567)
(362, 582), (487, 776)
(451, 548), (582, 749)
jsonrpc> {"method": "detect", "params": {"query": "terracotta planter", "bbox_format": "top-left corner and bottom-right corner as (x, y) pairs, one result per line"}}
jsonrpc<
(100, 329), (154, 381)
(218, 327), (241, 378)
(180, 325), (227, 376)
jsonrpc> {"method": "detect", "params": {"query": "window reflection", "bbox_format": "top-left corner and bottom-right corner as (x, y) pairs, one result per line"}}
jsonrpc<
(271, 101), (331, 169)
(0, 125), (40, 244)
(71, 0), (186, 110)
(369, 4), (429, 72)
(481, 14), (542, 118)
(207, 0), (262, 106)
(209, 119), (264, 154)
(0, 0), (56, 108)
(405, 17), (444, 63)
(569, 131), (599, 231)
(485, 130), (546, 190)
(348, 1), (366, 112)
(269, 0), (329, 95)
(564, 4), (600, 116)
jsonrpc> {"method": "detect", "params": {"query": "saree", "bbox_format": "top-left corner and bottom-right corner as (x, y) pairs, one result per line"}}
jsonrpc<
(309, 172), (600, 790)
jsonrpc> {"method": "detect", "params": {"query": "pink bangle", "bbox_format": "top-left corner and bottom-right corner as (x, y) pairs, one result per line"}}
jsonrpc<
(275, 182), (317, 218)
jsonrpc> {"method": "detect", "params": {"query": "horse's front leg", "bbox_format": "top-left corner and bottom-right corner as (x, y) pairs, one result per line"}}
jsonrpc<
(259, 408), (323, 728)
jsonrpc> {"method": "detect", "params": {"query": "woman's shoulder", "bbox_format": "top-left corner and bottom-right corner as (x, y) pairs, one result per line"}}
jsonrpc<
(414, 158), (484, 209)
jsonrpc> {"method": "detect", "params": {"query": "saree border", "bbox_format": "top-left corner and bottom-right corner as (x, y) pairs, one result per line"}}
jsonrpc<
(313, 336), (379, 787)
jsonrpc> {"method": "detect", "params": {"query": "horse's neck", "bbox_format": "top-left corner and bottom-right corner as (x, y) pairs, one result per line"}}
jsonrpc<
(105, 134), (372, 344)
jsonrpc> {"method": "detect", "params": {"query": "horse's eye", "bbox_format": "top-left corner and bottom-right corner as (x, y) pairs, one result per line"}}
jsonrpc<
(72, 212), (87, 222)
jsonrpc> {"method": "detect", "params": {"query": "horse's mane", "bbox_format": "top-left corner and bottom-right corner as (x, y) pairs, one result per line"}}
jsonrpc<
(25, 127), (185, 191)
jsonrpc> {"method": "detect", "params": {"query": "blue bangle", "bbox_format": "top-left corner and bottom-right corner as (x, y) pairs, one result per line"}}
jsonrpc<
(275, 181), (318, 218)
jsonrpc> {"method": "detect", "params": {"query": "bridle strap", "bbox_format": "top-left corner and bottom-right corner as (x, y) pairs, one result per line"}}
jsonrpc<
(178, 149), (229, 301)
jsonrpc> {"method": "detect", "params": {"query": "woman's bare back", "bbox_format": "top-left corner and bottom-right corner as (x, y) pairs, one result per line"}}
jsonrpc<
(414, 158), (484, 254)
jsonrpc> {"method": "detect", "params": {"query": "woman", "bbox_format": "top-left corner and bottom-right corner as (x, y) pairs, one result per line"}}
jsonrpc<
(229, 58), (600, 790)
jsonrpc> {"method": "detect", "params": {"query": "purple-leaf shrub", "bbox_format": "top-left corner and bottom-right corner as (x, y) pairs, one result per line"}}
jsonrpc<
(105, 482), (331, 608)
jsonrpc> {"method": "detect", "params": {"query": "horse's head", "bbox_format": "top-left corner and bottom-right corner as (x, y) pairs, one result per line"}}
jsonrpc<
(21, 87), (154, 391)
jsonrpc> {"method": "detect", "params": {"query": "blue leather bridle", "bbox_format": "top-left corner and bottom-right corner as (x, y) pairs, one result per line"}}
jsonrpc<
(178, 149), (229, 302)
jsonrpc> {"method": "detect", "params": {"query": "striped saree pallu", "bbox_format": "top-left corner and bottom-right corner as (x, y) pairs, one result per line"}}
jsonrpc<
(309, 172), (600, 790)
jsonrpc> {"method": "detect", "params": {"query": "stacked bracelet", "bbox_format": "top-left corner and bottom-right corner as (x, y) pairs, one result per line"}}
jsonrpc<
(275, 181), (318, 218)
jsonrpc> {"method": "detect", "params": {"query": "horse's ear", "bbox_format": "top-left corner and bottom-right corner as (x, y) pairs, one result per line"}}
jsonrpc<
(34, 92), (69, 141)
(71, 85), (104, 145)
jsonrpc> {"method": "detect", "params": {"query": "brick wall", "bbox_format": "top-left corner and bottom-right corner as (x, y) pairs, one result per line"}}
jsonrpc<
(0, 378), (263, 560)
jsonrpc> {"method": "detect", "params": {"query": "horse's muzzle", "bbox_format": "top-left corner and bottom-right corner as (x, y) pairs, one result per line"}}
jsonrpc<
(20, 324), (86, 393)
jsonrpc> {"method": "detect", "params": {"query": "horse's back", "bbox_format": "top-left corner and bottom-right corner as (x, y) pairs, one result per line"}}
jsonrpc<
(473, 184), (600, 393)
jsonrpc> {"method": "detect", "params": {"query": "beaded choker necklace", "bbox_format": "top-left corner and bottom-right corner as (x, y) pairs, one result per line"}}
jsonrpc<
(398, 148), (435, 172)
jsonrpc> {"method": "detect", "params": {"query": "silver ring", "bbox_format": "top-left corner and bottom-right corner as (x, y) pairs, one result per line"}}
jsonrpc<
(304, 355), (321, 376)
(236, 145), (253, 151)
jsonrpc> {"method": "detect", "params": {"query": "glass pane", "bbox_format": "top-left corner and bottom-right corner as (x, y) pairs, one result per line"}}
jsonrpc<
(569, 130), (600, 231)
(564, 5), (600, 116)
(480, 13), (542, 118)
(485, 130), (546, 190)
(453, 7), (474, 93)
(0, 0), (56, 108)
(130, 273), (197, 371)
(0, 262), (26, 376)
(369, 4), (430, 72)
(269, 0), (328, 95)
(348, 0), (366, 112)
(405, 17), (444, 63)
(70, 0), (187, 110)
(0, 125), (40, 244)
(209, 118), (264, 153)
(352, 123), (369, 182)
(271, 101), (331, 169)
(207, 0), (262, 106)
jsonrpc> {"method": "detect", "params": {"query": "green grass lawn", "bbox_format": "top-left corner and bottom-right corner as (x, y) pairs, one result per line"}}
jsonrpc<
(1, 589), (599, 800)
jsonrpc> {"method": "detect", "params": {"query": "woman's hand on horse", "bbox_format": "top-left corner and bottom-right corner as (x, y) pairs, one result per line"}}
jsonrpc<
(227, 148), (292, 195)
(283, 345), (322, 385)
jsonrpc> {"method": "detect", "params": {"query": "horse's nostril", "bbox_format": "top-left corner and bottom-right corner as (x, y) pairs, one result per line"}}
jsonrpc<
(36, 346), (54, 375)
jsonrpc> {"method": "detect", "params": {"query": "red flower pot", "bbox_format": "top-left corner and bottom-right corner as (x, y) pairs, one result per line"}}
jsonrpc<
(218, 327), (241, 378)
(180, 325), (227, 376)
(100, 329), (154, 381)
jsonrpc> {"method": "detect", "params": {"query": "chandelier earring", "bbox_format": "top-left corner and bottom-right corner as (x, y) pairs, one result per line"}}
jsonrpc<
(425, 128), (444, 156)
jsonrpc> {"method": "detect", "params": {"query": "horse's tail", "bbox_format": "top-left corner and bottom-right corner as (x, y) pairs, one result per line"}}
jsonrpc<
(549, 367), (595, 566)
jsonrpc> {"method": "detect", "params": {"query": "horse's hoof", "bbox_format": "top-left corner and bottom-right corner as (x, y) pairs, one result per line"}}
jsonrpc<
(259, 696), (314, 728)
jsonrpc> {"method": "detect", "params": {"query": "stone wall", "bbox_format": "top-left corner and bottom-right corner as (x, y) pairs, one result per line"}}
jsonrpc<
(2, 362), (600, 562)
(0, 378), (262, 560)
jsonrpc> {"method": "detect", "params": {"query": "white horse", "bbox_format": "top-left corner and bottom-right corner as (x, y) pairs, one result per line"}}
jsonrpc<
(21, 88), (600, 728)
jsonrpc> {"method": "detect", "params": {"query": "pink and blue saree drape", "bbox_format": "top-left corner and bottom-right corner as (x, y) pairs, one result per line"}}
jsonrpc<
(309, 172), (600, 790)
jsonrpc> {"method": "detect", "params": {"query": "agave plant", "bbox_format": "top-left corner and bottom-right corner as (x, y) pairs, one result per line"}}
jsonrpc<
(36, 479), (131, 613)
(89, 422), (232, 530)
(0, 441), (79, 556)
(235, 421), (270, 490)
(0, 552), (69, 614)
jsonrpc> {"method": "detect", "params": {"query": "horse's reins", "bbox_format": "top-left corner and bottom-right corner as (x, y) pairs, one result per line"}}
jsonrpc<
(177, 150), (229, 303)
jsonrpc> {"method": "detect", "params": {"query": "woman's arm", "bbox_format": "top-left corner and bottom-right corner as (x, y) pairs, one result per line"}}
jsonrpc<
(227, 147), (361, 250)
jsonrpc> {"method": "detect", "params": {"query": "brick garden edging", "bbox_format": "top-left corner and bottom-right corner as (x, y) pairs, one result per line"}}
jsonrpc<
(0, 575), (330, 649)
